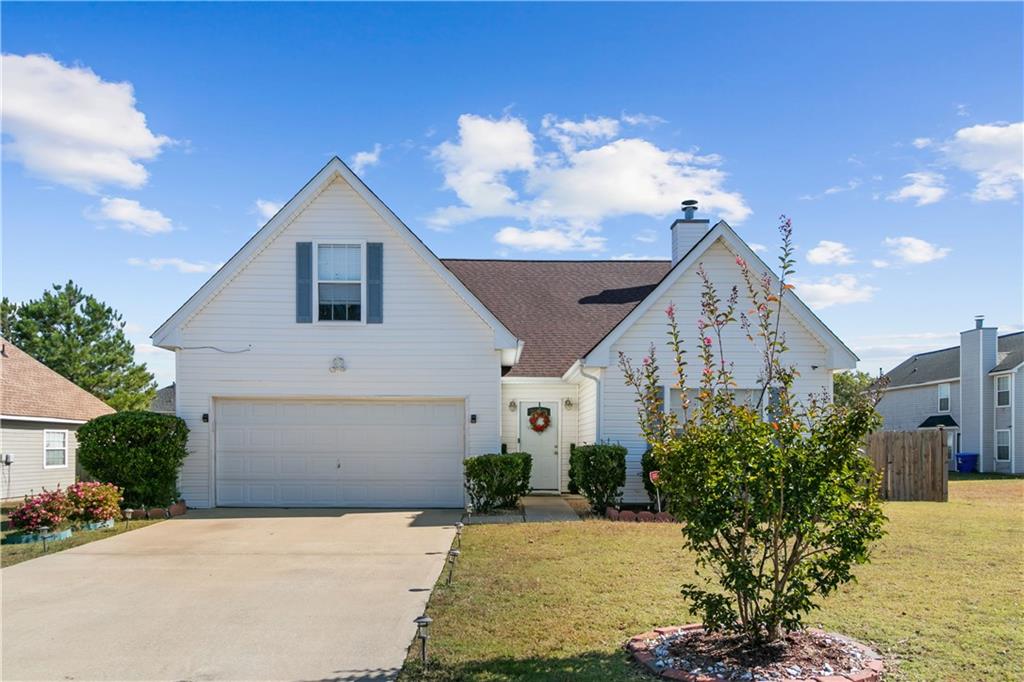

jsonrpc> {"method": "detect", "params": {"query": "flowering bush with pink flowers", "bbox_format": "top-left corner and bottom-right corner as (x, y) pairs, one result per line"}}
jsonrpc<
(8, 488), (74, 532)
(66, 481), (123, 524)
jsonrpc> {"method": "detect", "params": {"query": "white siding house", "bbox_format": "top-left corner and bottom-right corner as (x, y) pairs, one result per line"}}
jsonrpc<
(154, 158), (858, 508)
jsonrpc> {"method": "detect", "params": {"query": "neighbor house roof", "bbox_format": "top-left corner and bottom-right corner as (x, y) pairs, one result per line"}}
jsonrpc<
(442, 259), (671, 377)
(150, 383), (176, 414)
(884, 331), (1023, 388)
(1, 339), (115, 422)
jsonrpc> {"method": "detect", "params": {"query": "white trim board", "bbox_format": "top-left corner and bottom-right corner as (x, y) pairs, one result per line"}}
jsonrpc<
(581, 221), (859, 369)
(1, 415), (88, 425)
(151, 157), (518, 352)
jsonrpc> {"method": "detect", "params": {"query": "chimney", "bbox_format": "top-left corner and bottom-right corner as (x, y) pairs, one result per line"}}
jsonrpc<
(960, 314), (998, 469)
(670, 199), (710, 264)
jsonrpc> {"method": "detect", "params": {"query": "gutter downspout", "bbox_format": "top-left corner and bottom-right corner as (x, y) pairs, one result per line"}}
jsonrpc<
(579, 360), (602, 442)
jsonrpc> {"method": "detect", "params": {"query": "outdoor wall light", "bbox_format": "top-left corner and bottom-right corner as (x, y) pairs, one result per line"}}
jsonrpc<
(413, 615), (433, 669)
(329, 356), (346, 373)
(507, 400), (517, 412)
(563, 398), (574, 410)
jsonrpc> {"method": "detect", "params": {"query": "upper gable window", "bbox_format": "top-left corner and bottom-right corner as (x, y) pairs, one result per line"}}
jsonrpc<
(317, 243), (363, 322)
(937, 382), (950, 413)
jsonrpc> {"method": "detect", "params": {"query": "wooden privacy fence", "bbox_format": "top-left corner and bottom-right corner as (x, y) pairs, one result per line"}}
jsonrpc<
(866, 430), (948, 502)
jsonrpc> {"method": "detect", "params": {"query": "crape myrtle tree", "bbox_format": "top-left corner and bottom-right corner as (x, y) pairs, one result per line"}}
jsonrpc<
(619, 216), (886, 643)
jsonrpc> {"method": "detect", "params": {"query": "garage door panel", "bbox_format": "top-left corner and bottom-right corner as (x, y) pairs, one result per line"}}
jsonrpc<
(215, 399), (464, 508)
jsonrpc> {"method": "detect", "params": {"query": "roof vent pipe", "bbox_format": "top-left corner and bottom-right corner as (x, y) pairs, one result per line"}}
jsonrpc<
(975, 315), (984, 330)
(670, 200), (710, 264)
(681, 199), (698, 220)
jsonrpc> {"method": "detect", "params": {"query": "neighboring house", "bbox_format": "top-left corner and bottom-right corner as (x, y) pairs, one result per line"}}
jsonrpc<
(877, 320), (1022, 474)
(0, 340), (115, 500)
(150, 383), (176, 415)
(151, 157), (857, 508)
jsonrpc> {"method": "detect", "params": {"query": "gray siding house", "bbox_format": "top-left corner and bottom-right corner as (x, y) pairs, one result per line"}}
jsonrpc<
(877, 317), (1022, 474)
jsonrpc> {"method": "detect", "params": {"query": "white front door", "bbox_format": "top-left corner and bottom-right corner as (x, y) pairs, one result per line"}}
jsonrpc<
(520, 402), (559, 490)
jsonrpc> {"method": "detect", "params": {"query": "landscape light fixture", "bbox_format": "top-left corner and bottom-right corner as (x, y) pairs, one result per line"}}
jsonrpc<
(413, 615), (433, 669)
(454, 521), (464, 549)
(124, 509), (133, 529)
(446, 548), (461, 586)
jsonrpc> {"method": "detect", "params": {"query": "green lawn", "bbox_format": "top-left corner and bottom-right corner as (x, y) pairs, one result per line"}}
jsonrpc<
(401, 477), (1023, 681)
(1, 513), (163, 568)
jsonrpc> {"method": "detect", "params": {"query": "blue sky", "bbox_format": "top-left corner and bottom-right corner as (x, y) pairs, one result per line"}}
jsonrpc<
(3, 2), (1022, 388)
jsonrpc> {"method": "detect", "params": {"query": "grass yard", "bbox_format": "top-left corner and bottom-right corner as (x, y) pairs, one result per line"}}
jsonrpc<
(1, 508), (163, 568)
(401, 477), (1023, 681)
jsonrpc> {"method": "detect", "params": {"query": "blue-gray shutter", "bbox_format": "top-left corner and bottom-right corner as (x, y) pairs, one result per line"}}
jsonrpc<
(367, 242), (383, 324)
(295, 242), (313, 323)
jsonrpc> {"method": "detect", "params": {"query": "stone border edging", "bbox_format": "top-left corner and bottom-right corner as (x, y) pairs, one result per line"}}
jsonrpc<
(626, 625), (884, 682)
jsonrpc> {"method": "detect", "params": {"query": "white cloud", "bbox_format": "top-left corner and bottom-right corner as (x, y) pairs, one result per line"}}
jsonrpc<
(955, 103), (970, 118)
(350, 143), (383, 175)
(748, 243), (767, 253)
(633, 229), (658, 243)
(87, 197), (172, 234)
(940, 122), (1023, 201)
(1, 53), (171, 193)
(430, 113), (750, 252)
(494, 226), (604, 252)
(799, 179), (861, 201)
(912, 137), (933, 149)
(871, 259), (890, 268)
(127, 257), (222, 274)
(542, 115), (620, 153)
(621, 112), (667, 127)
(788, 274), (877, 310)
(806, 240), (856, 265)
(887, 171), (947, 206)
(883, 236), (951, 264)
(254, 198), (282, 222)
(611, 253), (663, 261)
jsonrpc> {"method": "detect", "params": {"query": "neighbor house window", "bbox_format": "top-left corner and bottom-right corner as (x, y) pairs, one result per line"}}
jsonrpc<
(43, 430), (68, 468)
(995, 429), (1011, 462)
(996, 375), (1011, 407)
(937, 383), (950, 412)
(317, 243), (362, 321)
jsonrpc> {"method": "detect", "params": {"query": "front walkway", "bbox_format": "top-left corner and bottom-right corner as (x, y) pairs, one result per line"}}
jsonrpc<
(2, 508), (460, 681)
(465, 494), (580, 524)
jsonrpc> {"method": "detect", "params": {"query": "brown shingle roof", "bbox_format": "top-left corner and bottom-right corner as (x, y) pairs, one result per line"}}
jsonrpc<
(1, 339), (115, 422)
(442, 259), (672, 377)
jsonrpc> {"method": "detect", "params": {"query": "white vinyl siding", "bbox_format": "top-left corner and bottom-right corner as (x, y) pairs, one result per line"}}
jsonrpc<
(603, 239), (834, 503)
(1, 421), (79, 499)
(938, 382), (951, 412)
(173, 177), (502, 508)
(43, 430), (68, 468)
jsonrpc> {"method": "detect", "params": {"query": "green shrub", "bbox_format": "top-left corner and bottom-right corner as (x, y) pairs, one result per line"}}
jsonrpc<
(569, 443), (626, 512)
(77, 412), (189, 507)
(464, 452), (532, 513)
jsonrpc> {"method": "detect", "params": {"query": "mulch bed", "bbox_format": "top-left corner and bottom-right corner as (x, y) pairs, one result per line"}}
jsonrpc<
(627, 625), (884, 681)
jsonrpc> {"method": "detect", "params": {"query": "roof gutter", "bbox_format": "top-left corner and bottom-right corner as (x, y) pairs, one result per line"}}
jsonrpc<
(578, 359), (602, 442)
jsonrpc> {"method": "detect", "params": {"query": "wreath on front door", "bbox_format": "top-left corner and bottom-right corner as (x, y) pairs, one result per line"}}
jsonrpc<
(528, 407), (551, 433)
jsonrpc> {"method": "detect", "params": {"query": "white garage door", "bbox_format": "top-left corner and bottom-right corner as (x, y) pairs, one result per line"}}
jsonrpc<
(215, 399), (465, 508)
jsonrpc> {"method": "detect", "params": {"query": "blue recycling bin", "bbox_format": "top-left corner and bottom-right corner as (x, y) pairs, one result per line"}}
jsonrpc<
(955, 453), (979, 473)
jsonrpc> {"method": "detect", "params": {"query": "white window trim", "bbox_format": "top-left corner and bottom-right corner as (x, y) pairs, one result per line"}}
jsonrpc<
(313, 240), (367, 325)
(995, 429), (1012, 462)
(995, 374), (1011, 408)
(42, 429), (69, 469)
(937, 382), (951, 413)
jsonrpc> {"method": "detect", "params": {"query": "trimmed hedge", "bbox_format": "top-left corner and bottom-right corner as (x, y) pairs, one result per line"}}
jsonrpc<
(77, 411), (189, 508)
(464, 452), (532, 513)
(569, 443), (627, 512)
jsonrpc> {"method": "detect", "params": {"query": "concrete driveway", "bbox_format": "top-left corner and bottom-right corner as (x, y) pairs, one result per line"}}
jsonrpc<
(2, 508), (460, 681)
